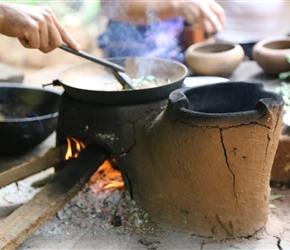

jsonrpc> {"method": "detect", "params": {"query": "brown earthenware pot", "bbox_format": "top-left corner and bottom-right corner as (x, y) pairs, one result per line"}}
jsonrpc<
(252, 37), (290, 75)
(185, 41), (244, 77)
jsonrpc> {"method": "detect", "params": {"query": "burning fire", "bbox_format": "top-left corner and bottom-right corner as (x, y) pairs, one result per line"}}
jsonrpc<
(65, 138), (124, 193)
(65, 137), (86, 160)
(87, 158), (124, 193)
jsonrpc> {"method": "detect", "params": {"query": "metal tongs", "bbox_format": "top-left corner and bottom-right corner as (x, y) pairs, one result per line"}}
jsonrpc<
(59, 44), (135, 90)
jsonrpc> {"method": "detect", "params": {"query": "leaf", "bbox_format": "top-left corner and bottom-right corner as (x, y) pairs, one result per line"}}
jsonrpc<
(287, 54), (290, 64)
(269, 194), (285, 201)
(279, 71), (290, 80)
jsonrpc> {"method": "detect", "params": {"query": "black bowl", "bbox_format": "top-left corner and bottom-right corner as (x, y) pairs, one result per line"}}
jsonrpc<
(0, 83), (60, 155)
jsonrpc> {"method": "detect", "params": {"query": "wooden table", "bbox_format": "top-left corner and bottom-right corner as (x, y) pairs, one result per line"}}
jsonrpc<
(229, 61), (282, 91)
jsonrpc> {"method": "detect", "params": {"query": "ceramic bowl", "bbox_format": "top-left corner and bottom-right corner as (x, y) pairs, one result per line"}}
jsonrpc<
(252, 37), (290, 75)
(185, 41), (244, 77)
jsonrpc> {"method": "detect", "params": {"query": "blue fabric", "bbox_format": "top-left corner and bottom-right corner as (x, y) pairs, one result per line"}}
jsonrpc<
(98, 18), (185, 62)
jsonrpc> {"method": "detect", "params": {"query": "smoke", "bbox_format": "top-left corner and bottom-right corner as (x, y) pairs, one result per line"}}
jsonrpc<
(146, 2), (160, 24)
(99, 1), (184, 62)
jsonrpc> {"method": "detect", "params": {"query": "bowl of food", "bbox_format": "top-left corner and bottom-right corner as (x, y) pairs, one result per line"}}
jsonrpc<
(185, 41), (244, 77)
(0, 83), (60, 155)
(252, 36), (290, 75)
(50, 57), (188, 105)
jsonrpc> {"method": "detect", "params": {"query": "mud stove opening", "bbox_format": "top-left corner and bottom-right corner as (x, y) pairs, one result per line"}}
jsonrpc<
(56, 90), (168, 195)
(55, 91), (168, 235)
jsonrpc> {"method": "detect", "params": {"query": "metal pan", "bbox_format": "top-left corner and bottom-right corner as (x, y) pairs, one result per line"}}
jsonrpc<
(0, 83), (60, 155)
(51, 57), (188, 105)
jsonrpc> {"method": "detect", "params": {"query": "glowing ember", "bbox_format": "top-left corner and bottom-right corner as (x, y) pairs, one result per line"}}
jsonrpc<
(65, 137), (86, 160)
(64, 138), (124, 193)
(86, 158), (124, 193)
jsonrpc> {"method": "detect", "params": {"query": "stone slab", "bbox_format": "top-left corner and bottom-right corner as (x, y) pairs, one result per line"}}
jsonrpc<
(0, 62), (24, 83)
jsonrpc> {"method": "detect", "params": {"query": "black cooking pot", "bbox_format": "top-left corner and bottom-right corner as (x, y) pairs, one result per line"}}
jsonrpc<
(0, 83), (60, 155)
(51, 57), (188, 105)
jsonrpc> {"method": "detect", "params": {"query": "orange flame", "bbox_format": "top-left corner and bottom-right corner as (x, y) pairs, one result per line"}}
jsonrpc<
(87, 159), (124, 193)
(64, 138), (124, 193)
(65, 137), (86, 160)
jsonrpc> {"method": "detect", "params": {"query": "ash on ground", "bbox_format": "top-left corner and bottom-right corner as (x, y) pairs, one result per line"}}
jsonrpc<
(55, 187), (163, 237)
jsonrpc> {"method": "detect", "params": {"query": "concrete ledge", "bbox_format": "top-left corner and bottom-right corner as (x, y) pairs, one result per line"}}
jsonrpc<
(0, 63), (24, 83)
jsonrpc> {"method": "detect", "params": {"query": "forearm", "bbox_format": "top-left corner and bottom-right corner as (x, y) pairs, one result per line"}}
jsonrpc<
(100, 0), (225, 34)
(0, 3), (13, 34)
(100, 1), (179, 25)
(0, 3), (80, 52)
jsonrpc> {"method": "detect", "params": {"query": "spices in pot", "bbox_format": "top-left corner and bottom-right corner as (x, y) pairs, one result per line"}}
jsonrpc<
(68, 75), (171, 91)
(131, 75), (171, 89)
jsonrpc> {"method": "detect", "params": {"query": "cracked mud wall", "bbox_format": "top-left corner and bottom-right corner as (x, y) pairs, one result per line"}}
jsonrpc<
(125, 109), (282, 239)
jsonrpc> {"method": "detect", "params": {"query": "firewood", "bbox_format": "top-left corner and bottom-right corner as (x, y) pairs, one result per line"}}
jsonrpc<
(0, 144), (109, 250)
(0, 146), (64, 188)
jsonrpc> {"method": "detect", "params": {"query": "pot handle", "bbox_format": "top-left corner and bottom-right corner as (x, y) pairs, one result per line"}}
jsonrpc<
(166, 90), (190, 120)
(42, 79), (63, 88)
(255, 98), (283, 127)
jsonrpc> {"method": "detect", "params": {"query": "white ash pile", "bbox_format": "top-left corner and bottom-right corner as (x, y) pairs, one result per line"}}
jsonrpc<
(56, 187), (163, 236)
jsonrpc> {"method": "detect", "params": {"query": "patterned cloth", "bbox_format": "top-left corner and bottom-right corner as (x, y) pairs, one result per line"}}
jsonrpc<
(98, 18), (185, 62)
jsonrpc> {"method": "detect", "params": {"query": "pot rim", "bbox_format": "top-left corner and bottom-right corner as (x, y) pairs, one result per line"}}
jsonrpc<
(58, 57), (188, 93)
(186, 41), (243, 57)
(55, 57), (189, 105)
(0, 82), (60, 123)
(254, 36), (290, 51)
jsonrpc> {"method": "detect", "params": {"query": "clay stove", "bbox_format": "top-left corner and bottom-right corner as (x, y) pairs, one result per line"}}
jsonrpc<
(56, 81), (284, 239)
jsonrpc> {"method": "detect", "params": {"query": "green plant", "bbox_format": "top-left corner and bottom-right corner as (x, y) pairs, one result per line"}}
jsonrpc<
(1, 0), (40, 6)
(275, 54), (290, 112)
(1, 1), (100, 26)
(278, 54), (290, 81)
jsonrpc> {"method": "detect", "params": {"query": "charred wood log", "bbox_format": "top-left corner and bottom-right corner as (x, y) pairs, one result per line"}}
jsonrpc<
(0, 146), (64, 188)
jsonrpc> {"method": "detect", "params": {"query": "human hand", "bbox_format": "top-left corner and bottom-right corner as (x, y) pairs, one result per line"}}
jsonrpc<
(175, 0), (225, 34)
(0, 3), (81, 53)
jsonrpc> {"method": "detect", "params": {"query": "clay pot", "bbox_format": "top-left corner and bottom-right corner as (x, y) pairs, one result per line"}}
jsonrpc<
(145, 82), (284, 238)
(271, 135), (290, 184)
(272, 112), (290, 184)
(124, 82), (284, 238)
(252, 37), (290, 75)
(185, 41), (244, 77)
